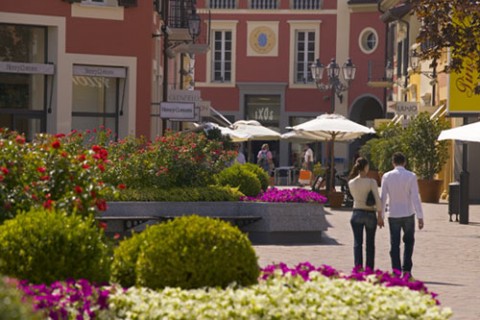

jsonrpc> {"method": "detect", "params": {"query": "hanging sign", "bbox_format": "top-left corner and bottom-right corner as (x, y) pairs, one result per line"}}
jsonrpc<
(395, 102), (418, 116)
(73, 65), (126, 78)
(160, 102), (195, 119)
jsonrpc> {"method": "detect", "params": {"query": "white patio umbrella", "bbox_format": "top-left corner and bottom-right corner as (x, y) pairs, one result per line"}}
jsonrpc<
(283, 113), (375, 191)
(438, 121), (480, 143)
(231, 120), (281, 141)
(194, 122), (250, 142)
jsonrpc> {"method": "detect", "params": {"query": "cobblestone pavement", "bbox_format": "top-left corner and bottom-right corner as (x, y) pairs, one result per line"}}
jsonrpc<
(254, 201), (480, 320)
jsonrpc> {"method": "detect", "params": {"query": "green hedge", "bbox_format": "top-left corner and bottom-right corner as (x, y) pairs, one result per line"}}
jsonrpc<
(106, 185), (244, 202)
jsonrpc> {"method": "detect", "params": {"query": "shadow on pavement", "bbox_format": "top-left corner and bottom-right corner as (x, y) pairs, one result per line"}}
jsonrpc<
(423, 281), (464, 287)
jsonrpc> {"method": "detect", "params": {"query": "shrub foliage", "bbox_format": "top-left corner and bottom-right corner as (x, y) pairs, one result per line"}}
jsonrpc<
(216, 164), (262, 197)
(111, 215), (259, 289)
(0, 208), (111, 284)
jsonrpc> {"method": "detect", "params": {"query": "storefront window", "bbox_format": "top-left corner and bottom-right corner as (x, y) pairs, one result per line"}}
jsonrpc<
(72, 65), (126, 137)
(0, 24), (48, 138)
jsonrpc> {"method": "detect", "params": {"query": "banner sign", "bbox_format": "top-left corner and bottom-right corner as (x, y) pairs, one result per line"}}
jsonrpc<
(395, 102), (418, 116)
(448, 57), (480, 114)
(0, 61), (54, 75)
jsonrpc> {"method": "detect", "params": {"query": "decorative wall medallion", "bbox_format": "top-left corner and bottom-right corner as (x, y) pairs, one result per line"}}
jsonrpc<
(249, 26), (276, 54)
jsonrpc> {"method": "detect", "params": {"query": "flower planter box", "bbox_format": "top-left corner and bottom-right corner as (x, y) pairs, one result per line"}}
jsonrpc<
(100, 201), (329, 245)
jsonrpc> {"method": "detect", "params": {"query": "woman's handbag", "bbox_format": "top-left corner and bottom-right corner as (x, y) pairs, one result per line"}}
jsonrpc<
(366, 190), (376, 206)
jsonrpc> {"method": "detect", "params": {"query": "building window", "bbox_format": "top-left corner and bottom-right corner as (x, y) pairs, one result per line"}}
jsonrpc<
(209, 0), (236, 9)
(250, 0), (278, 9)
(291, 0), (322, 10)
(295, 31), (315, 83)
(359, 28), (378, 54)
(212, 30), (232, 82)
(72, 65), (126, 136)
(0, 24), (48, 138)
(82, 0), (106, 4)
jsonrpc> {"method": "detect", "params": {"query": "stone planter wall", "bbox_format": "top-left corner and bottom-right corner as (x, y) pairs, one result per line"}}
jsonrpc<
(100, 201), (329, 245)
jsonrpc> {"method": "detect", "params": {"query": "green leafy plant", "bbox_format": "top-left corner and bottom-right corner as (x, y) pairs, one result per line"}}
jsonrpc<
(0, 208), (111, 284)
(241, 163), (270, 191)
(0, 277), (39, 320)
(403, 112), (450, 180)
(215, 164), (262, 197)
(107, 185), (244, 202)
(112, 215), (260, 289)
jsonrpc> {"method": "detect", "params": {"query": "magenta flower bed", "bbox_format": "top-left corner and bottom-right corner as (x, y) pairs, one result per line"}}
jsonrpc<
(261, 262), (440, 305)
(241, 187), (327, 204)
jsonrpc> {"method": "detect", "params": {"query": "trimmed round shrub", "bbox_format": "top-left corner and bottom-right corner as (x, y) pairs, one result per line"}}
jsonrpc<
(216, 164), (261, 197)
(0, 208), (111, 284)
(112, 215), (260, 289)
(241, 163), (270, 191)
(0, 277), (39, 320)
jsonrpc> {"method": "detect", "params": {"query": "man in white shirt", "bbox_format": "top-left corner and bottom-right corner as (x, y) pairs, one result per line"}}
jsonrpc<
(303, 144), (314, 172)
(381, 152), (424, 277)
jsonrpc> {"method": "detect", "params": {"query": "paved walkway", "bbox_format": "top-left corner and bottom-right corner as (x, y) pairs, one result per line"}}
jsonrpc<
(254, 200), (480, 320)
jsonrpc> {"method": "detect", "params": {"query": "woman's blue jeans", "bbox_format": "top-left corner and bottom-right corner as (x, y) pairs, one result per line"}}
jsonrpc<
(350, 209), (377, 270)
(388, 215), (415, 273)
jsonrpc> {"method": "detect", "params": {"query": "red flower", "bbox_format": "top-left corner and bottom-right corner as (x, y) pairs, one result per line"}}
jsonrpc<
(96, 199), (107, 211)
(32, 194), (39, 201)
(15, 135), (25, 144)
(1, 167), (9, 175)
(82, 164), (90, 170)
(40, 175), (50, 181)
(78, 154), (87, 162)
(43, 199), (53, 209)
(51, 140), (61, 149)
(74, 186), (83, 194)
(117, 183), (126, 190)
(114, 233), (121, 240)
(92, 145), (101, 153)
(97, 164), (105, 172)
(37, 167), (46, 173)
(55, 133), (65, 138)
(61, 151), (68, 158)
(98, 221), (107, 230)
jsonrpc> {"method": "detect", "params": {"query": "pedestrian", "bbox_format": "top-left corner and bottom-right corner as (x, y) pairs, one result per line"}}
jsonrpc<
(303, 144), (314, 172)
(348, 157), (383, 271)
(257, 143), (274, 185)
(381, 152), (424, 278)
(235, 144), (246, 164)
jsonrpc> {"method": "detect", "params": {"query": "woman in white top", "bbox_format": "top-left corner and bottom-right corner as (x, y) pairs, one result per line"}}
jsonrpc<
(348, 157), (383, 270)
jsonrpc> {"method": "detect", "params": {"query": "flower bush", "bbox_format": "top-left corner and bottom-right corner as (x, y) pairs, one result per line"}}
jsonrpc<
(15, 263), (452, 319)
(0, 129), (115, 221)
(102, 131), (236, 190)
(18, 278), (113, 320)
(242, 187), (327, 204)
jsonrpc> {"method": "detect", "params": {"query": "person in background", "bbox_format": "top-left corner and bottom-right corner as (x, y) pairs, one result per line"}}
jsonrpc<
(303, 144), (314, 172)
(235, 144), (246, 164)
(257, 143), (274, 185)
(348, 157), (383, 271)
(381, 152), (424, 278)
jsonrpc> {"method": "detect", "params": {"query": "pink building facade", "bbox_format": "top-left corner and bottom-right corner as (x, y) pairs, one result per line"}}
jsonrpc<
(194, 0), (387, 168)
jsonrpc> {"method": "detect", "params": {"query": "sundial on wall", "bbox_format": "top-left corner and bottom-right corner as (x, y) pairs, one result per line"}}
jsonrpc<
(249, 26), (276, 54)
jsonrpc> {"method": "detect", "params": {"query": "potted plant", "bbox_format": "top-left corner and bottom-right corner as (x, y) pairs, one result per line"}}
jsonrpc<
(403, 112), (450, 203)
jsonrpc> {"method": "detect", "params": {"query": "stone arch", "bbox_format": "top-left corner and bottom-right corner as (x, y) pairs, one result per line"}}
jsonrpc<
(348, 95), (383, 167)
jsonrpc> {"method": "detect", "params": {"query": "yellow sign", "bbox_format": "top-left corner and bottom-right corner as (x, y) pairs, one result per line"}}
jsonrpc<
(448, 57), (480, 114)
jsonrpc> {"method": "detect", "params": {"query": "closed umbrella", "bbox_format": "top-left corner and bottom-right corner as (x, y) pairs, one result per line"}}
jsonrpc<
(283, 113), (375, 191)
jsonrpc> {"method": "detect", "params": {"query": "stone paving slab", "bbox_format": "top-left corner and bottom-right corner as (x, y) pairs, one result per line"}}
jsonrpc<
(254, 201), (480, 320)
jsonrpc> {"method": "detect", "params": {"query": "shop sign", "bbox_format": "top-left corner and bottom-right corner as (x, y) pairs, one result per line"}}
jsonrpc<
(395, 102), (418, 116)
(168, 89), (201, 103)
(0, 61), (54, 75)
(160, 102), (195, 119)
(73, 65), (126, 78)
(195, 100), (211, 117)
(448, 57), (480, 114)
(254, 106), (275, 122)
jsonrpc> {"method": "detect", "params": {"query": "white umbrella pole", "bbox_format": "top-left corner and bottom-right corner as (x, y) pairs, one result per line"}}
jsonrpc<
(329, 135), (336, 192)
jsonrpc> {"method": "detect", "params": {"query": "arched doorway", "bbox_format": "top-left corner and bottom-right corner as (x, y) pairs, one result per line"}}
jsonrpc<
(348, 95), (383, 167)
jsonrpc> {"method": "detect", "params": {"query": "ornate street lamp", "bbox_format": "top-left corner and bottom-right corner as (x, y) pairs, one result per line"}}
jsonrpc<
(310, 57), (356, 112)
(385, 60), (394, 81)
(187, 8), (201, 42)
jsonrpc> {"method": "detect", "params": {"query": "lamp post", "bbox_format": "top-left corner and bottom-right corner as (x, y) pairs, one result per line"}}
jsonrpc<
(310, 57), (356, 193)
(179, 9), (201, 90)
(310, 57), (356, 113)
(409, 49), (438, 106)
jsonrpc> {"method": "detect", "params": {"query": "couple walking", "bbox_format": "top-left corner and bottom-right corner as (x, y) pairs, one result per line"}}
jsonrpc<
(348, 152), (424, 277)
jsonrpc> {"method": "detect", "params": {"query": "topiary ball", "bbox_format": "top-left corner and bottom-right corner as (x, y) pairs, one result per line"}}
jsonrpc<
(241, 163), (270, 191)
(216, 164), (262, 197)
(113, 215), (260, 290)
(0, 208), (111, 284)
(110, 231), (145, 288)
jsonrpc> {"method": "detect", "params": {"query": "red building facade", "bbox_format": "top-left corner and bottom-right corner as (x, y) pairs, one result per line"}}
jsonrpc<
(194, 0), (386, 168)
(0, 0), (157, 139)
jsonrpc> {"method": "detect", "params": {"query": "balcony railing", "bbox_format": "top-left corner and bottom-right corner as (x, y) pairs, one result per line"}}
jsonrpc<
(291, 0), (322, 10)
(209, 0), (236, 9)
(250, 0), (278, 9)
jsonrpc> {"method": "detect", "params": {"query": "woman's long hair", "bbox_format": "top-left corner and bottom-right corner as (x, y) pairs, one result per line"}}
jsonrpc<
(349, 157), (369, 180)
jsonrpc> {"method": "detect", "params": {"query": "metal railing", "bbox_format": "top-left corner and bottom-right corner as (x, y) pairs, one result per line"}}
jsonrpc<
(291, 0), (322, 10)
(250, 0), (278, 9)
(209, 0), (236, 9)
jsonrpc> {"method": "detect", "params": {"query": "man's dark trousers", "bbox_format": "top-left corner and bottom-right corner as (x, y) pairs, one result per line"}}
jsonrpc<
(388, 215), (415, 273)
